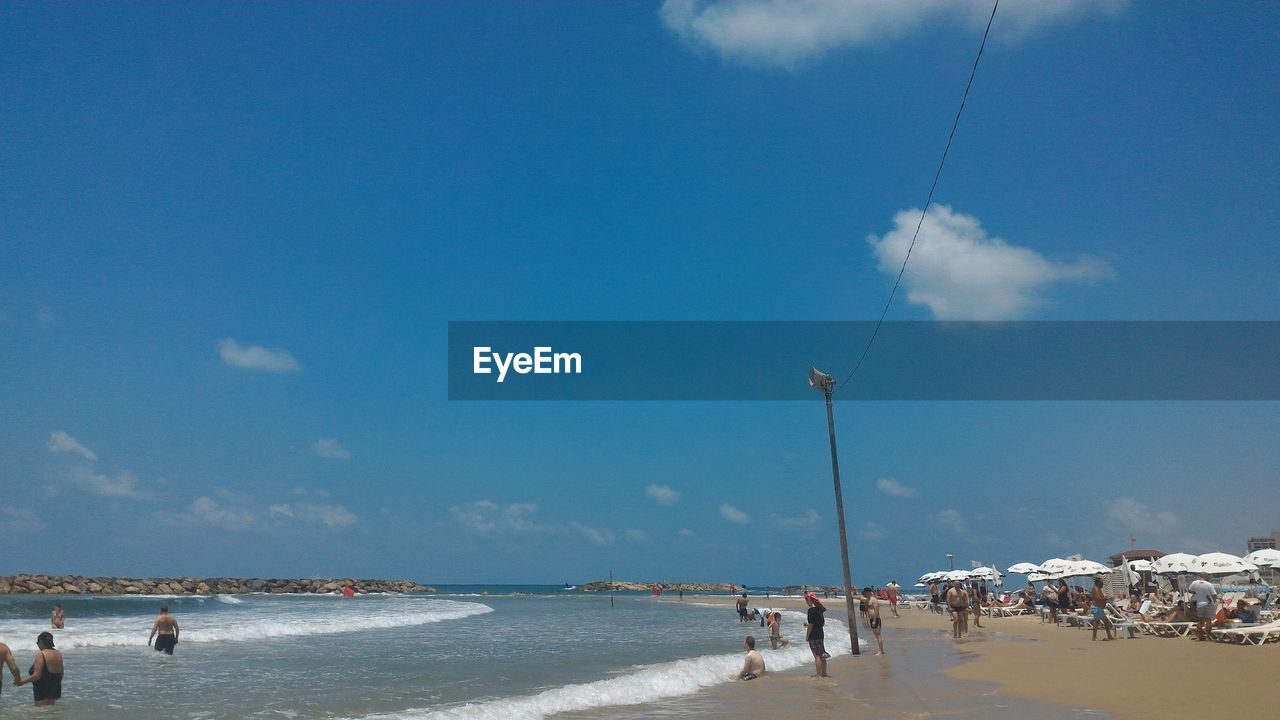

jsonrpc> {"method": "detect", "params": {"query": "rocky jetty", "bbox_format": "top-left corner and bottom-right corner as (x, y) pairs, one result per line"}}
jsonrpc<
(0, 574), (434, 595)
(579, 580), (739, 593)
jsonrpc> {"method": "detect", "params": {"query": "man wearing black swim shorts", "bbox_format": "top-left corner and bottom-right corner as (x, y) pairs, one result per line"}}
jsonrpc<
(861, 587), (885, 655)
(148, 606), (180, 655)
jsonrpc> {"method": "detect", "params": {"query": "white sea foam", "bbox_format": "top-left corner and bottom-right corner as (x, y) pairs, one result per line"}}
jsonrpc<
(349, 611), (861, 720)
(216, 594), (245, 604)
(0, 599), (492, 650)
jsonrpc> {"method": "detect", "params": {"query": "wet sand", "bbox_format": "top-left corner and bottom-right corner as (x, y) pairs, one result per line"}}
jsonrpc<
(587, 594), (1274, 719)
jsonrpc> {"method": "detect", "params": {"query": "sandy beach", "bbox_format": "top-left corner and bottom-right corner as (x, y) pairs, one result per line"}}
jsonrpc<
(657, 594), (1274, 720)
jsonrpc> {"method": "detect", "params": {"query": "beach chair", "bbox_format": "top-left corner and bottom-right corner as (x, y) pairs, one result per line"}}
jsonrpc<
(1139, 621), (1196, 638)
(1104, 603), (1140, 639)
(1209, 619), (1280, 646)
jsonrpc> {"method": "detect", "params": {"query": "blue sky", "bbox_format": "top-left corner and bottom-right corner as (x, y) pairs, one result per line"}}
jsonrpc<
(2, 1), (1278, 585)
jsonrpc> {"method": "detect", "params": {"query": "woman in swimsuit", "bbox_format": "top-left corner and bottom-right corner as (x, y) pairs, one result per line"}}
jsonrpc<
(17, 631), (63, 706)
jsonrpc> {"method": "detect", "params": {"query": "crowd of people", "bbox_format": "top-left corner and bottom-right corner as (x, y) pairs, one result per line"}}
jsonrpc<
(0, 604), (182, 707)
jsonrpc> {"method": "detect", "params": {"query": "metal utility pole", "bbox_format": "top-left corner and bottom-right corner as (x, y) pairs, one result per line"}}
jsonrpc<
(947, 554), (954, 571)
(808, 367), (861, 656)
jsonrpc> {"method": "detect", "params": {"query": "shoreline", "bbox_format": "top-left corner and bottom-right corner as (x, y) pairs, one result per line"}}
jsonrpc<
(0, 574), (434, 595)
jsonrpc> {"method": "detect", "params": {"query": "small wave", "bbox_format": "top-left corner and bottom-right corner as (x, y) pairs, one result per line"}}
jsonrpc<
(216, 594), (245, 604)
(349, 614), (860, 720)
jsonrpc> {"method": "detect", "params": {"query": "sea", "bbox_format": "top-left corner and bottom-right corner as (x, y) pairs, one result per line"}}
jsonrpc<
(0, 586), (855, 719)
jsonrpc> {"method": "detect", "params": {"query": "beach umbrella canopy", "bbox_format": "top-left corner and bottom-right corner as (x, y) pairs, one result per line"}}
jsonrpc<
(914, 582), (927, 588)
(1027, 572), (1048, 583)
(944, 570), (971, 581)
(1007, 562), (1041, 574)
(1190, 552), (1258, 576)
(1050, 560), (1113, 579)
(1038, 558), (1070, 574)
(1151, 553), (1196, 575)
(1127, 560), (1153, 573)
(1243, 548), (1280, 568)
(969, 567), (1001, 581)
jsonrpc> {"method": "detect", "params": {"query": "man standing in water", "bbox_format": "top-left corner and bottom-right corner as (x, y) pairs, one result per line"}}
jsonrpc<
(50, 605), (65, 630)
(861, 587), (885, 655)
(148, 605), (180, 654)
(804, 592), (829, 677)
(1, 640), (22, 695)
(735, 592), (749, 622)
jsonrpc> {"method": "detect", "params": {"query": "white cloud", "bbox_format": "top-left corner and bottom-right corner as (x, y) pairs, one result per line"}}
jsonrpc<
(71, 467), (149, 500)
(449, 501), (542, 534)
(217, 338), (301, 373)
(660, 0), (1127, 68)
(268, 502), (358, 527)
(47, 431), (98, 461)
(867, 205), (1112, 320)
(504, 503), (539, 531)
(571, 522), (616, 546)
(858, 521), (888, 541)
(769, 509), (821, 529)
(645, 484), (682, 505)
(625, 528), (650, 542)
(720, 503), (750, 525)
(1107, 497), (1178, 534)
(936, 508), (967, 533)
(190, 496), (256, 530)
(312, 439), (352, 461)
(875, 477), (919, 498)
(678, 528), (696, 539)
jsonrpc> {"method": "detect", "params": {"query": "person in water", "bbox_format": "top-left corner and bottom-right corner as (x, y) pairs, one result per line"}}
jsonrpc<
(861, 587), (885, 655)
(148, 605), (181, 654)
(50, 604), (65, 630)
(804, 592), (829, 678)
(17, 632), (63, 707)
(731, 635), (765, 681)
(0, 640), (22, 699)
(767, 611), (789, 649)
(735, 592), (750, 622)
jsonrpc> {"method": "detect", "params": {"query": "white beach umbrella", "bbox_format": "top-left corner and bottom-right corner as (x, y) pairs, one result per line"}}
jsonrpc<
(1127, 560), (1153, 573)
(1007, 562), (1041, 575)
(1151, 553), (1196, 575)
(944, 570), (971, 581)
(1243, 548), (1280, 568)
(1050, 560), (1112, 580)
(969, 567), (1000, 581)
(1027, 572), (1048, 583)
(1038, 558), (1070, 574)
(914, 582), (927, 588)
(1190, 552), (1258, 576)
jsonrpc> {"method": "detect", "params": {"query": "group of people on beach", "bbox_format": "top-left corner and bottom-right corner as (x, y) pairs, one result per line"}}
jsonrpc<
(0, 604), (181, 707)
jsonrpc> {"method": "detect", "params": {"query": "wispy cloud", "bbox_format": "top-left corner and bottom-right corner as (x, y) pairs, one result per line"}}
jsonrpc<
(660, 0), (1128, 68)
(645, 484), (681, 505)
(190, 496), (256, 530)
(868, 205), (1112, 320)
(217, 338), (301, 373)
(71, 467), (149, 500)
(936, 508), (968, 534)
(571, 521), (616, 546)
(769, 509), (821, 529)
(0, 507), (43, 533)
(625, 528), (649, 542)
(48, 431), (98, 461)
(858, 521), (888, 542)
(1107, 497), (1178, 536)
(720, 503), (750, 525)
(875, 477), (919, 498)
(269, 502), (358, 527)
(312, 439), (352, 461)
(678, 528), (696, 539)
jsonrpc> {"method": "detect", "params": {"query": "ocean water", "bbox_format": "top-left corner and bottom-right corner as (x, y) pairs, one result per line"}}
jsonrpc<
(0, 588), (850, 719)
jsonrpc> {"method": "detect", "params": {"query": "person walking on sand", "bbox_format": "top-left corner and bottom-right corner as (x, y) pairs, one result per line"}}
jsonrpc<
(968, 581), (984, 629)
(50, 604), (65, 630)
(1089, 575), (1115, 641)
(1188, 573), (1217, 641)
(730, 635), (766, 681)
(804, 592), (829, 677)
(946, 581), (968, 638)
(17, 632), (62, 707)
(861, 587), (885, 654)
(148, 605), (181, 655)
(886, 581), (900, 618)
(1, 640), (23, 698)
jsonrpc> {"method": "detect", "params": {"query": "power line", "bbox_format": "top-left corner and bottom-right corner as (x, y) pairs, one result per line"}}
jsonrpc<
(835, 0), (1000, 394)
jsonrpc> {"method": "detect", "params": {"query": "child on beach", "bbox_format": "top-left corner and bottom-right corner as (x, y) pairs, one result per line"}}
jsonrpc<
(767, 611), (789, 649)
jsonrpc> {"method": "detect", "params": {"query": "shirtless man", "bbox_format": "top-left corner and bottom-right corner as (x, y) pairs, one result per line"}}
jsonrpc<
(50, 605), (65, 630)
(946, 582), (968, 638)
(735, 592), (749, 623)
(886, 581), (900, 618)
(731, 635), (765, 680)
(0, 641), (22, 697)
(861, 587), (885, 654)
(148, 605), (180, 654)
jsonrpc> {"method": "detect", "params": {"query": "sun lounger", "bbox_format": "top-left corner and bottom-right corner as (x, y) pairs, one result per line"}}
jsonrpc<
(1209, 619), (1280, 646)
(1139, 621), (1196, 638)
